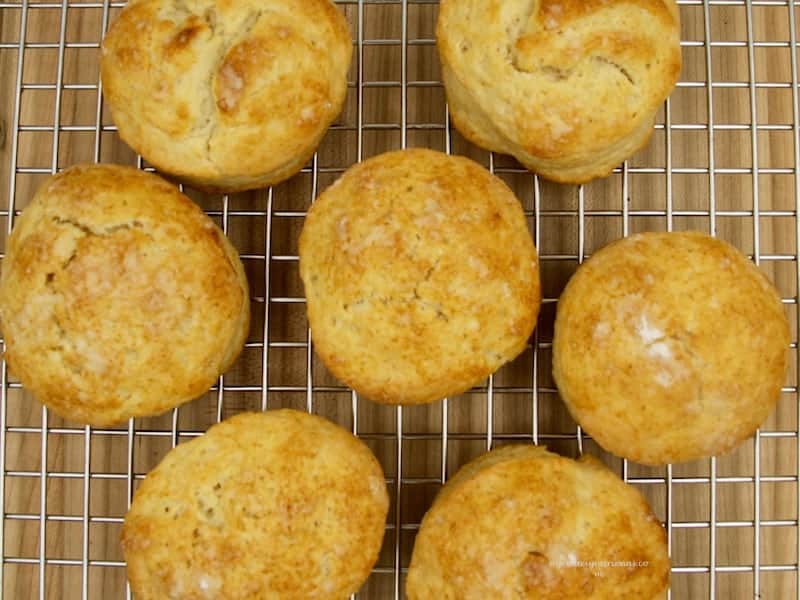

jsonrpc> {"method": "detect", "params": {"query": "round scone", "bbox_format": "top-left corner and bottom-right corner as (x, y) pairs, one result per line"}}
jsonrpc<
(407, 445), (670, 599)
(436, 0), (681, 183)
(101, 0), (352, 192)
(0, 164), (250, 426)
(553, 231), (790, 465)
(299, 148), (541, 405)
(122, 410), (389, 599)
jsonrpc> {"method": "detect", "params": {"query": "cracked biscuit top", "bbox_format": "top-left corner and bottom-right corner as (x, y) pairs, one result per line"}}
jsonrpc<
(0, 164), (250, 426)
(553, 231), (790, 465)
(100, 0), (352, 192)
(299, 149), (541, 405)
(436, 0), (681, 183)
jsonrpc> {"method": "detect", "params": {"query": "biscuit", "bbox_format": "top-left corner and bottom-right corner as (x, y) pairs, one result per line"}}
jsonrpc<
(122, 409), (389, 599)
(299, 148), (541, 405)
(407, 444), (670, 599)
(0, 164), (249, 426)
(101, 0), (352, 192)
(553, 231), (790, 465)
(436, 0), (681, 183)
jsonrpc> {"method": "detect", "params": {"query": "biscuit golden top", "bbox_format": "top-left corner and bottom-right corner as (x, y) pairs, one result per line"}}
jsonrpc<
(553, 232), (790, 465)
(122, 410), (389, 599)
(299, 149), (540, 405)
(437, 0), (681, 159)
(0, 165), (249, 426)
(407, 445), (670, 599)
(101, 0), (352, 189)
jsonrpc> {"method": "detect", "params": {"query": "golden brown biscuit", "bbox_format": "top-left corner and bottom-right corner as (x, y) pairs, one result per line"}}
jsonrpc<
(0, 164), (249, 426)
(436, 0), (681, 183)
(299, 148), (541, 405)
(122, 409), (389, 599)
(407, 444), (670, 599)
(553, 231), (790, 465)
(101, 0), (352, 192)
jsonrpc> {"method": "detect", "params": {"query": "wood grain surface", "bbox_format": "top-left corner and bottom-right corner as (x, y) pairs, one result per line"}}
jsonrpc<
(0, 1), (798, 598)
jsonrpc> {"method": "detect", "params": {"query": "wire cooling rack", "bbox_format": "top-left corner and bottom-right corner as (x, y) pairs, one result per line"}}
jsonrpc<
(1, 0), (799, 598)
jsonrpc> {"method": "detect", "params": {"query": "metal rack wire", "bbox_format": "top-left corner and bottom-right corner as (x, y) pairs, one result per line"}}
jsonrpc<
(0, 0), (799, 597)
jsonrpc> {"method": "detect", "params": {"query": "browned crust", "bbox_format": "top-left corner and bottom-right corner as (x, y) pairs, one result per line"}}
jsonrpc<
(299, 148), (541, 405)
(407, 444), (670, 598)
(122, 410), (389, 599)
(101, 0), (353, 192)
(552, 231), (790, 465)
(0, 164), (250, 426)
(437, 0), (681, 183)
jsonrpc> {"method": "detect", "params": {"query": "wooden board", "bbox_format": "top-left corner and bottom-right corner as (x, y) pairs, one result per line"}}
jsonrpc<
(0, 1), (798, 598)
